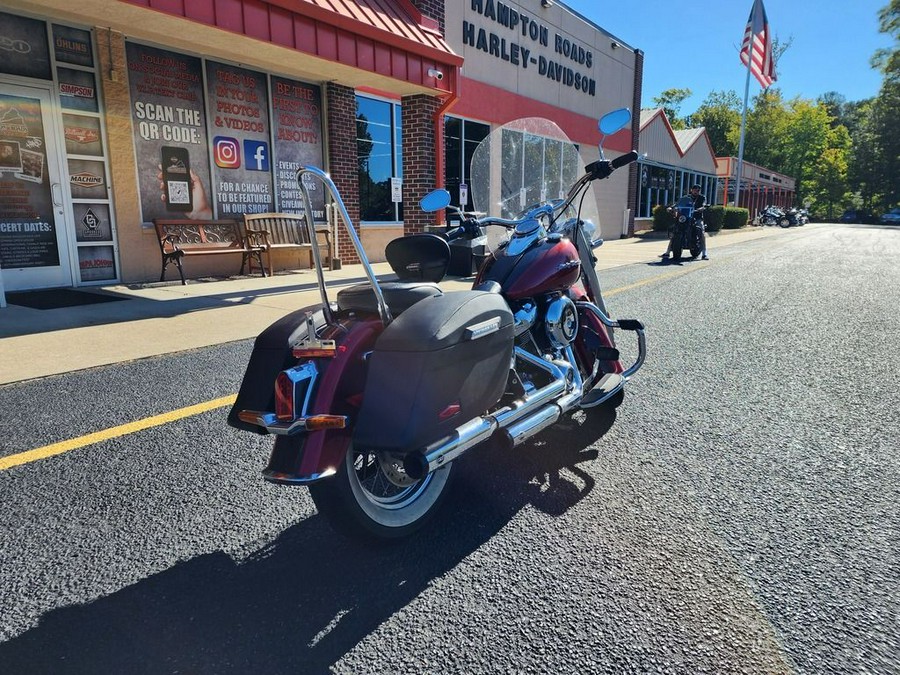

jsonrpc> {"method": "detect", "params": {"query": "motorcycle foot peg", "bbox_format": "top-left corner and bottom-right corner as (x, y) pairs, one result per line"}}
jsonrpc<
(616, 319), (644, 331)
(580, 373), (624, 408)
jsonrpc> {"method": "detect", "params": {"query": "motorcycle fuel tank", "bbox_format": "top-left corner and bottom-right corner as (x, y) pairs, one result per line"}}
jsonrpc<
(476, 236), (581, 301)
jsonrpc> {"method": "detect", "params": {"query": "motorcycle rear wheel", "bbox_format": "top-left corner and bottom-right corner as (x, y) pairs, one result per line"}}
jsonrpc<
(308, 442), (454, 542)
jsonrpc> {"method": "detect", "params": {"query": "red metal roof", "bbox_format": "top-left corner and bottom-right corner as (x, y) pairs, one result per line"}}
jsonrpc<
(121, 0), (461, 92)
(265, 0), (460, 64)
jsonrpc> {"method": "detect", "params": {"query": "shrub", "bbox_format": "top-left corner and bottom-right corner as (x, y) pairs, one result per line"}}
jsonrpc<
(705, 206), (725, 232)
(723, 207), (749, 229)
(652, 204), (674, 232)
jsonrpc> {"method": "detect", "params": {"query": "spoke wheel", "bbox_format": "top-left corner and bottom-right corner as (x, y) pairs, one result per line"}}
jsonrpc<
(308, 442), (454, 542)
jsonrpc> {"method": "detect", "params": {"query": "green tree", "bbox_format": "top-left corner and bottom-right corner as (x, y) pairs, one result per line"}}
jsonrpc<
(782, 99), (835, 206)
(804, 126), (851, 219)
(872, 0), (900, 83)
(742, 88), (790, 169)
(685, 90), (741, 156)
(652, 88), (692, 130)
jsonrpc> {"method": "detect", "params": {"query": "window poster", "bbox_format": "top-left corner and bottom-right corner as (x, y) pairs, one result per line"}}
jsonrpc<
(78, 245), (116, 281)
(53, 24), (93, 67)
(205, 61), (274, 216)
(67, 158), (107, 200)
(271, 77), (324, 219)
(0, 12), (52, 80)
(0, 92), (59, 269)
(74, 203), (112, 242)
(62, 113), (103, 156)
(57, 68), (99, 113)
(126, 42), (211, 226)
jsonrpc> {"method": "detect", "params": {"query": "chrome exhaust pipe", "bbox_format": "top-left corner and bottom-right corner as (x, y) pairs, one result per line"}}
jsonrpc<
(404, 417), (497, 479)
(501, 404), (561, 447)
(404, 369), (569, 479)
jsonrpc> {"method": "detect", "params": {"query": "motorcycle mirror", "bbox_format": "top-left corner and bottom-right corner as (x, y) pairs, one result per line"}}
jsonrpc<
(598, 108), (632, 136)
(597, 108), (631, 159)
(419, 189), (451, 212)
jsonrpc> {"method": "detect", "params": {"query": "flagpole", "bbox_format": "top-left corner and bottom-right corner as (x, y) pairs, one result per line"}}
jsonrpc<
(734, 57), (752, 209)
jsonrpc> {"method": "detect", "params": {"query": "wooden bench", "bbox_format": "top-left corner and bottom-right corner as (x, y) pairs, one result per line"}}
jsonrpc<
(243, 212), (333, 275)
(153, 218), (266, 285)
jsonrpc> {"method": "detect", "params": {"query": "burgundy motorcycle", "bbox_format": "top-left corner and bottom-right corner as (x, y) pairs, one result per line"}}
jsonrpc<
(228, 108), (646, 541)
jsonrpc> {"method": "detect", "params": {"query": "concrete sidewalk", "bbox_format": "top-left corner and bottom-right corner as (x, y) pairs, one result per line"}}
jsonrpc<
(0, 226), (779, 385)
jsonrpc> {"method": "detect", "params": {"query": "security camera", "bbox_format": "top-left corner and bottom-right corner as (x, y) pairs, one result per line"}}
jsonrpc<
(428, 68), (444, 81)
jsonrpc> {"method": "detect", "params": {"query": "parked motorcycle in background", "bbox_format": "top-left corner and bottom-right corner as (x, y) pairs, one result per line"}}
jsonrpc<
(668, 197), (705, 261)
(754, 205), (787, 227)
(227, 109), (646, 541)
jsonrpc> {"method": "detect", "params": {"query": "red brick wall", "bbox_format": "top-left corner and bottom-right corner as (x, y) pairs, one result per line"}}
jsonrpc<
(326, 82), (361, 264)
(401, 94), (440, 234)
(411, 0), (445, 34)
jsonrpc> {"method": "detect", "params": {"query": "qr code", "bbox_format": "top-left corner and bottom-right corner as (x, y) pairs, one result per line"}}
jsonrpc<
(167, 180), (190, 205)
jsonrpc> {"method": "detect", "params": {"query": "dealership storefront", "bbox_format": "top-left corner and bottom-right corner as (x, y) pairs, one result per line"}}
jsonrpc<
(0, 1), (641, 291)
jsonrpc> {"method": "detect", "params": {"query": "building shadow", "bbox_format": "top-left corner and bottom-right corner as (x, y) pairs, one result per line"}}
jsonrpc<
(0, 409), (616, 674)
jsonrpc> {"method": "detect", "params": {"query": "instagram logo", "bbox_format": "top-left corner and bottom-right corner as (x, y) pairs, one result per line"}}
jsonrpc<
(213, 136), (240, 168)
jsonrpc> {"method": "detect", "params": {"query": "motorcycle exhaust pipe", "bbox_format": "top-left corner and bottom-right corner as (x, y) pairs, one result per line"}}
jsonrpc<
(501, 404), (561, 447)
(404, 417), (497, 480)
(404, 374), (569, 480)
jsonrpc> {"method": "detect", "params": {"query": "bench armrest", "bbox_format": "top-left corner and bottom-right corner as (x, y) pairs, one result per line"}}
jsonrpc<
(244, 227), (271, 247)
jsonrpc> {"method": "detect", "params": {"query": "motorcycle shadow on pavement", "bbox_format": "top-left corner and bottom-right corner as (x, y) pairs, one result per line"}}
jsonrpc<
(0, 410), (616, 675)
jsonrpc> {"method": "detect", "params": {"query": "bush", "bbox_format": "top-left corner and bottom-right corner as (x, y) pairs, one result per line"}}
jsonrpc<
(705, 206), (725, 232)
(723, 207), (749, 229)
(652, 204), (674, 232)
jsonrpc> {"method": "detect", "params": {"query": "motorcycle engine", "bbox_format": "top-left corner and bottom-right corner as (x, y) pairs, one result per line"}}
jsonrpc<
(544, 295), (579, 349)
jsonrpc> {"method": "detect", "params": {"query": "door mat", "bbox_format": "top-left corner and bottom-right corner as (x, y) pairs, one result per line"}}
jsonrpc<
(6, 289), (129, 310)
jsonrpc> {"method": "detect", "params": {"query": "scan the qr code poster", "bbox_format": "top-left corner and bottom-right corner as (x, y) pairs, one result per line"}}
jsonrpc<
(126, 43), (211, 227)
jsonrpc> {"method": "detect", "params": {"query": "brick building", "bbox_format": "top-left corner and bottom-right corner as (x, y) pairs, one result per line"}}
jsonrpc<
(0, 1), (642, 291)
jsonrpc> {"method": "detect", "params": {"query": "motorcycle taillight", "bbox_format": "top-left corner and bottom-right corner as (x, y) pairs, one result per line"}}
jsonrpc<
(274, 362), (318, 422)
(275, 372), (294, 421)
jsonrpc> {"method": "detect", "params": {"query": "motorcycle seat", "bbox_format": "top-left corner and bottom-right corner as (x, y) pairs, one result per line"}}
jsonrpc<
(336, 282), (443, 316)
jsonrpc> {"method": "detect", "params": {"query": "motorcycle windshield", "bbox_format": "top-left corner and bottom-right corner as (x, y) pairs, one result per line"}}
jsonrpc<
(675, 195), (694, 219)
(470, 117), (601, 252)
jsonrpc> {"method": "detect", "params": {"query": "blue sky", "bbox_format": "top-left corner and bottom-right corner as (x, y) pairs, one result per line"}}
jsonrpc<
(561, 0), (893, 114)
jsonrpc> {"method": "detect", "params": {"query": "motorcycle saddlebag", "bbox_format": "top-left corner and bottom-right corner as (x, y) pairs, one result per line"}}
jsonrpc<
(353, 290), (514, 453)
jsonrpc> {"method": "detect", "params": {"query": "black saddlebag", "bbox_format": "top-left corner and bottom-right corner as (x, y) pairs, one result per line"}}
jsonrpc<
(353, 290), (514, 453)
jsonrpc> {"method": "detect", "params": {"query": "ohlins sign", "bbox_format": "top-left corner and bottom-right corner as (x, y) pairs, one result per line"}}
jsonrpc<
(463, 0), (596, 96)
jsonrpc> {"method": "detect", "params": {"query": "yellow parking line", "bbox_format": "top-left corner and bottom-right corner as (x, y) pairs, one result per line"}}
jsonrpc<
(604, 267), (697, 297)
(0, 394), (237, 472)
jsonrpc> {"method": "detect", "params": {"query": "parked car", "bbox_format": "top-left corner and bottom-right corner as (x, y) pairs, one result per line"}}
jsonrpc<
(879, 207), (900, 225)
(839, 209), (874, 224)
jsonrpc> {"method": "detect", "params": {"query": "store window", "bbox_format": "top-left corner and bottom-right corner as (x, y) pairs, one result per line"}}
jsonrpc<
(356, 95), (402, 223)
(444, 116), (489, 216)
(636, 163), (715, 217)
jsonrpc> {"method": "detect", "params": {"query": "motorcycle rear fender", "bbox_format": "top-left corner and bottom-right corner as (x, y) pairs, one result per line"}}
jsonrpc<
(289, 319), (381, 479)
(230, 308), (382, 480)
(227, 304), (325, 434)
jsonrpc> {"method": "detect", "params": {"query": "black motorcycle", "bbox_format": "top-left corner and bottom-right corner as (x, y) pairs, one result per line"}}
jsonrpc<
(669, 196), (704, 261)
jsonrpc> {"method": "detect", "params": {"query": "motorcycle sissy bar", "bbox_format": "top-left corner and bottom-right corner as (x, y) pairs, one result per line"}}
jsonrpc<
(295, 165), (393, 327)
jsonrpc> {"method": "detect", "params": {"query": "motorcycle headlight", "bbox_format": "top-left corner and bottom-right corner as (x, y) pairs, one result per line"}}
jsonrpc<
(579, 219), (597, 240)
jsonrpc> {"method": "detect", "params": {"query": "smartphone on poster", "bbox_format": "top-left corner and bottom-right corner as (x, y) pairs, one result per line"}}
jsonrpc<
(161, 146), (193, 212)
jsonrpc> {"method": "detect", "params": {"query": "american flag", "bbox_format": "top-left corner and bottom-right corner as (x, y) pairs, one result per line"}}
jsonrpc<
(740, 0), (777, 88)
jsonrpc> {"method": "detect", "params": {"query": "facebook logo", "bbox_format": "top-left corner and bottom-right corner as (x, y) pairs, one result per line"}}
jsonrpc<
(243, 140), (269, 171)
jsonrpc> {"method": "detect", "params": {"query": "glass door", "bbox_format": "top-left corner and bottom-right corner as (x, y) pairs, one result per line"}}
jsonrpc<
(0, 82), (73, 291)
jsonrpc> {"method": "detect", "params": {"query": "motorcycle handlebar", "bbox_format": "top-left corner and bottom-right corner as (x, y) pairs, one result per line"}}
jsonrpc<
(584, 150), (639, 181)
(612, 150), (639, 170)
